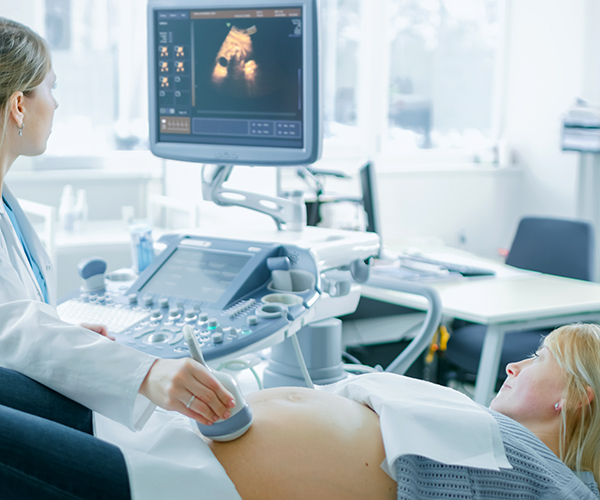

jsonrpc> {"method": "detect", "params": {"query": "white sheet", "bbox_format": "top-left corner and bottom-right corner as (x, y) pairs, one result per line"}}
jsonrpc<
(321, 372), (512, 480)
(95, 409), (242, 500)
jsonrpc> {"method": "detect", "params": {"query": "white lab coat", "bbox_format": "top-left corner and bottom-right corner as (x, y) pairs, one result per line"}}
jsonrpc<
(0, 184), (242, 499)
(0, 183), (157, 427)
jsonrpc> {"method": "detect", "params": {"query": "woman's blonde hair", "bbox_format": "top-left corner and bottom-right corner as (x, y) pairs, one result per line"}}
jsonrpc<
(0, 18), (51, 149)
(543, 323), (600, 484)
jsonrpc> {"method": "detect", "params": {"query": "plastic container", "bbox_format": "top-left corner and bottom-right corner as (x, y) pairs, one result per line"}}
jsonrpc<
(58, 184), (76, 232)
(73, 189), (88, 232)
(129, 221), (155, 273)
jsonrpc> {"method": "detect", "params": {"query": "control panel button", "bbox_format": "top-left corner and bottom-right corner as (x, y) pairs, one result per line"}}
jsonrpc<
(151, 309), (162, 320)
(185, 310), (197, 321)
(208, 318), (218, 329)
(222, 326), (236, 337)
(128, 293), (137, 304)
(159, 297), (169, 308)
(169, 308), (181, 320)
(142, 294), (153, 307)
(198, 313), (209, 323)
(247, 315), (258, 326)
(212, 332), (223, 344)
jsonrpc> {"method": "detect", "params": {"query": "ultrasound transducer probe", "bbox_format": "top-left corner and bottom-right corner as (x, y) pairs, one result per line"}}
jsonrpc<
(183, 325), (253, 442)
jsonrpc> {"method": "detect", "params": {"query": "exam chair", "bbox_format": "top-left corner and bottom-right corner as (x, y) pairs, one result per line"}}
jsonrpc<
(440, 216), (595, 389)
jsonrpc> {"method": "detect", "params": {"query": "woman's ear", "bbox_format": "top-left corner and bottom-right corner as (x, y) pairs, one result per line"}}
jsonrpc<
(8, 91), (25, 128)
(586, 386), (595, 405)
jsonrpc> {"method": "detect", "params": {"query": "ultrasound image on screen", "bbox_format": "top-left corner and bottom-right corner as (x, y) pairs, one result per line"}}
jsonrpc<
(140, 247), (251, 304)
(211, 25), (275, 99)
(199, 19), (298, 108)
(155, 8), (304, 149)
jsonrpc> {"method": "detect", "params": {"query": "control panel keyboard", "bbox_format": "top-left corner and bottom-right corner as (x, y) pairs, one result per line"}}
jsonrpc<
(59, 234), (322, 363)
(57, 299), (150, 334)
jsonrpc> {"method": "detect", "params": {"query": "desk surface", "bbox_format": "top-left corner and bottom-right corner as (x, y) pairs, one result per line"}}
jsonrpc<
(363, 245), (600, 325)
(362, 273), (600, 325)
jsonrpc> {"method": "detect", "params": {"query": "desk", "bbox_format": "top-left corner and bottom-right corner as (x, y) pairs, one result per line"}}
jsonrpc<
(362, 250), (600, 405)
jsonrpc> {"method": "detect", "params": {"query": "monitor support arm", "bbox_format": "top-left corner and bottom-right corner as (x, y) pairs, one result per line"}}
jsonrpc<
(201, 164), (306, 231)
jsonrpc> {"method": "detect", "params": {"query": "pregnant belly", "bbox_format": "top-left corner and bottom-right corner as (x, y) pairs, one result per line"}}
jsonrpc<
(208, 386), (397, 500)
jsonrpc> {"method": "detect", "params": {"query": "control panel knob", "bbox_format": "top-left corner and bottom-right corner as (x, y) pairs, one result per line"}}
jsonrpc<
(222, 326), (235, 337)
(169, 308), (180, 319)
(208, 318), (218, 328)
(185, 310), (196, 319)
(159, 297), (169, 308)
(78, 257), (107, 293)
(212, 332), (223, 344)
(177, 301), (184, 310)
(247, 315), (258, 326)
(151, 309), (162, 319)
(128, 293), (138, 304)
(198, 313), (209, 323)
(143, 294), (153, 307)
(193, 303), (201, 311)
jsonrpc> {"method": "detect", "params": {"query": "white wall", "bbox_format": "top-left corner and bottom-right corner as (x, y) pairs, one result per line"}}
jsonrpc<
(164, 161), (281, 232)
(375, 166), (523, 258)
(503, 0), (587, 218)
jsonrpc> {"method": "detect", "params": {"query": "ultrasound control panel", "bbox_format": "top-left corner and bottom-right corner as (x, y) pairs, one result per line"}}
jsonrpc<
(59, 234), (320, 362)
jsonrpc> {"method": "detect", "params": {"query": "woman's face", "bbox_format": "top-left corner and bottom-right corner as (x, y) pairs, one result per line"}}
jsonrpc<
(22, 68), (58, 156)
(489, 347), (565, 426)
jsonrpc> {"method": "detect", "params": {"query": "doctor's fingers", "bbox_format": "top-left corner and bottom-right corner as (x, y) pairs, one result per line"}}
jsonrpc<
(79, 323), (115, 341)
(187, 363), (236, 415)
(182, 389), (232, 425)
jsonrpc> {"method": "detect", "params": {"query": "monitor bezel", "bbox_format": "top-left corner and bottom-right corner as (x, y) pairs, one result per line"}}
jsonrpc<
(360, 162), (381, 236)
(147, 0), (321, 166)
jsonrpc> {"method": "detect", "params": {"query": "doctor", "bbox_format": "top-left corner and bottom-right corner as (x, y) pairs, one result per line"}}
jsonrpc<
(0, 16), (234, 449)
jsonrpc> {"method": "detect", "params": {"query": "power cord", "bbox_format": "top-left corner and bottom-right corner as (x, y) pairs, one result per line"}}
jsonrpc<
(217, 357), (264, 391)
(291, 331), (315, 389)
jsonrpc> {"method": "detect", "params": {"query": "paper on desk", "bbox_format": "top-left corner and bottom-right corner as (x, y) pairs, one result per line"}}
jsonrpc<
(320, 373), (511, 480)
(422, 252), (529, 279)
(371, 262), (463, 282)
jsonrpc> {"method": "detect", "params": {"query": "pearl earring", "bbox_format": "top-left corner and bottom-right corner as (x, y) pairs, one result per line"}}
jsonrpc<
(555, 403), (561, 411)
(18, 123), (24, 136)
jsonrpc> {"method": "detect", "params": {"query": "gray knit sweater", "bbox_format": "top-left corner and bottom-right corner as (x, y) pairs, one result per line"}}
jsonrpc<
(395, 409), (600, 499)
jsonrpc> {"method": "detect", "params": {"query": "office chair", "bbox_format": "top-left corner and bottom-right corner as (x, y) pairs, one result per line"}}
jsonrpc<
(440, 216), (595, 388)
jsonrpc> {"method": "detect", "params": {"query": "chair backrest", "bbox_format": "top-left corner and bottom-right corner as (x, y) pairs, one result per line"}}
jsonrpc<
(506, 216), (595, 281)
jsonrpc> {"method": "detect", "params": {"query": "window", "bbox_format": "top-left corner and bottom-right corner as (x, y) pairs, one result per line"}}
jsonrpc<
(2, 0), (149, 156)
(319, 0), (502, 161)
(320, 0), (363, 152)
(386, 0), (500, 152)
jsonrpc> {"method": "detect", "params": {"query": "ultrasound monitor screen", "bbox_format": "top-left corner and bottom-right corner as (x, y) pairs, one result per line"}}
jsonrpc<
(154, 7), (304, 150)
(140, 247), (251, 304)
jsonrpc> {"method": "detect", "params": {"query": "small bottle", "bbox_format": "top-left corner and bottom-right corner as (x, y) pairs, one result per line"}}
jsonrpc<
(58, 184), (76, 232)
(129, 221), (155, 273)
(73, 189), (88, 232)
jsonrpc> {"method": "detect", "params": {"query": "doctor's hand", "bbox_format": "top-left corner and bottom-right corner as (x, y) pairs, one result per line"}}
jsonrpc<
(139, 358), (236, 426)
(79, 323), (115, 341)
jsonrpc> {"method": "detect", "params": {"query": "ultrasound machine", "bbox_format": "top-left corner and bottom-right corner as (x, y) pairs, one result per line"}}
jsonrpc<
(58, 0), (442, 417)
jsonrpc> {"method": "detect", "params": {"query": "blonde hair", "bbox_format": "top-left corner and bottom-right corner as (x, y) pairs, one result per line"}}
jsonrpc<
(0, 18), (51, 149)
(543, 323), (600, 484)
